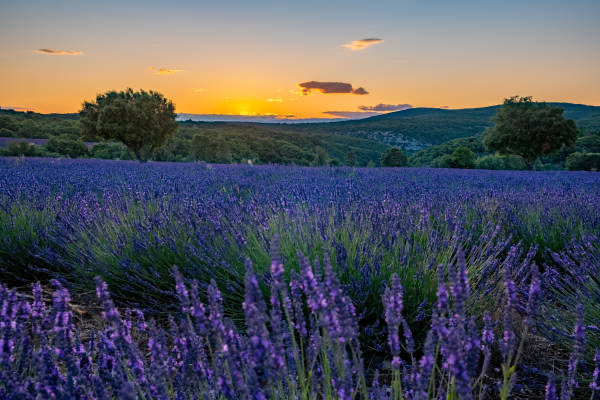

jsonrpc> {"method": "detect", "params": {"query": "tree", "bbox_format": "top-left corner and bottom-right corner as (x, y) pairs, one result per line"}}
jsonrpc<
(475, 154), (526, 170)
(345, 150), (357, 166)
(45, 136), (89, 158)
(449, 146), (475, 169)
(566, 152), (600, 171)
(381, 147), (408, 167)
(314, 146), (329, 166)
(483, 96), (578, 169)
(79, 88), (177, 161)
(5, 140), (39, 157)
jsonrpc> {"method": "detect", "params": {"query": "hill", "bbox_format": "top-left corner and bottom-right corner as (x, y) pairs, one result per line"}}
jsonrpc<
(0, 109), (388, 165)
(2, 102), (599, 163)
(283, 103), (600, 150)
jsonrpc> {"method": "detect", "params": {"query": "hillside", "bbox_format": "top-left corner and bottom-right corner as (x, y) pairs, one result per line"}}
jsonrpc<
(2, 102), (599, 162)
(283, 103), (600, 150)
(0, 109), (388, 165)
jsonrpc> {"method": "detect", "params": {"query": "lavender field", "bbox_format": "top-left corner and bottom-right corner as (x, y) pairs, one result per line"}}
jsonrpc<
(1, 157), (600, 399)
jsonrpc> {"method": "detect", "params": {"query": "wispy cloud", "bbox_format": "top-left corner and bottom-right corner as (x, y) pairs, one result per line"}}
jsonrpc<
(267, 98), (283, 102)
(0, 105), (33, 112)
(148, 66), (184, 75)
(193, 89), (205, 93)
(323, 111), (381, 119)
(298, 81), (369, 95)
(34, 48), (83, 56)
(342, 38), (383, 51)
(359, 103), (412, 112)
(324, 103), (412, 119)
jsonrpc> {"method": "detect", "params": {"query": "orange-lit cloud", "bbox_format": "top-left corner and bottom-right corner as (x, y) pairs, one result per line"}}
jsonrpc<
(0, 105), (32, 111)
(148, 66), (184, 75)
(34, 48), (83, 56)
(342, 38), (383, 51)
(359, 103), (412, 112)
(193, 89), (205, 93)
(298, 81), (369, 95)
(267, 98), (283, 102)
(323, 111), (380, 118)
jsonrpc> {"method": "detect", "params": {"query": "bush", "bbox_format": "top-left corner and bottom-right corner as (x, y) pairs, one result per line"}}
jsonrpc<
(381, 147), (408, 167)
(4, 140), (40, 156)
(576, 135), (600, 153)
(0, 127), (15, 137)
(329, 158), (342, 166)
(432, 146), (476, 169)
(450, 146), (476, 168)
(91, 142), (128, 159)
(45, 136), (89, 158)
(566, 152), (600, 171)
(476, 154), (526, 170)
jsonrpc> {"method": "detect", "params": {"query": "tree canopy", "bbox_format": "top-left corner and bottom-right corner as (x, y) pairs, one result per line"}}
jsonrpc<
(381, 147), (408, 167)
(482, 96), (578, 169)
(79, 89), (177, 160)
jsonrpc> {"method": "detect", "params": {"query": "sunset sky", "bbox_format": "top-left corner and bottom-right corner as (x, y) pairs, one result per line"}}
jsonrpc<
(1, 0), (599, 119)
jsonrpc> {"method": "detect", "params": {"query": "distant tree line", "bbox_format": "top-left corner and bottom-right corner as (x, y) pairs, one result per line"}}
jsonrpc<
(2, 92), (598, 170)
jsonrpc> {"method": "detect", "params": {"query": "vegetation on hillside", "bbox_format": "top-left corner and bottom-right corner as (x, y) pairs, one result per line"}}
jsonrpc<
(1, 99), (599, 169)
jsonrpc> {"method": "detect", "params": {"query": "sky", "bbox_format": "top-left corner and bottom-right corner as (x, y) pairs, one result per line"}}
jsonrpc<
(0, 0), (599, 119)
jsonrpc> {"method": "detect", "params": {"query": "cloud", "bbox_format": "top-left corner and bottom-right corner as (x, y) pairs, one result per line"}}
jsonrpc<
(298, 81), (369, 95)
(34, 48), (83, 56)
(193, 89), (205, 93)
(358, 103), (412, 112)
(323, 111), (381, 119)
(267, 98), (283, 102)
(148, 66), (184, 75)
(0, 106), (33, 112)
(342, 38), (383, 51)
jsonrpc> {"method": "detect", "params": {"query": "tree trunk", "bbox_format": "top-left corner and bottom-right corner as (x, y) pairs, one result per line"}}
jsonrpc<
(133, 148), (141, 161)
(523, 157), (536, 170)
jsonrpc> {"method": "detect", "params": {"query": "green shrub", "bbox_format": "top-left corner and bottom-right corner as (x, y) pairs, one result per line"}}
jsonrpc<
(45, 136), (89, 158)
(566, 152), (600, 171)
(91, 142), (128, 159)
(381, 147), (408, 167)
(5, 140), (40, 156)
(432, 146), (476, 169)
(476, 154), (526, 170)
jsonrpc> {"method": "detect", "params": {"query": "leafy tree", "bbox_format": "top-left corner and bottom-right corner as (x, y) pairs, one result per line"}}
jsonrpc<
(45, 136), (89, 158)
(346, 150), (357, 166)
(314, 146), (329, 166)
(381, 147), (408, 167)
(80, 88), (177, 160)
(329, 158), (342, 166)
(213, 138), (233, 164)
(566, 152), (600, 171)
(91, 142), (129, 159)
(475, 154), (526, 170)
(5, 140), (39, 157)
(576, 135), (600, 153)
(483, 96), (578, 169)
(449, 146), (475, 169)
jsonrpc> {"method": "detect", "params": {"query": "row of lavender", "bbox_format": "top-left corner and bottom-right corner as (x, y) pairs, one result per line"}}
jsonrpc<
(0, 247), (593, 399)
(1, 158), (600, 397)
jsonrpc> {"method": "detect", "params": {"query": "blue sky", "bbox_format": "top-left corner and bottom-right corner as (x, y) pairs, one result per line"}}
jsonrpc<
(1, 0), (598, 116)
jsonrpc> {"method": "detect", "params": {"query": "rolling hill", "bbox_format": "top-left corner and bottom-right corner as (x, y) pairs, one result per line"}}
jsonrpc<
(2, 102), (599, 163)
(283, 103), (600, 151)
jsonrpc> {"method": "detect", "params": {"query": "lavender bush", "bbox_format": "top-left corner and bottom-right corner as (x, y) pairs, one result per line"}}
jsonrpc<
(0, 251), (595, 399)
